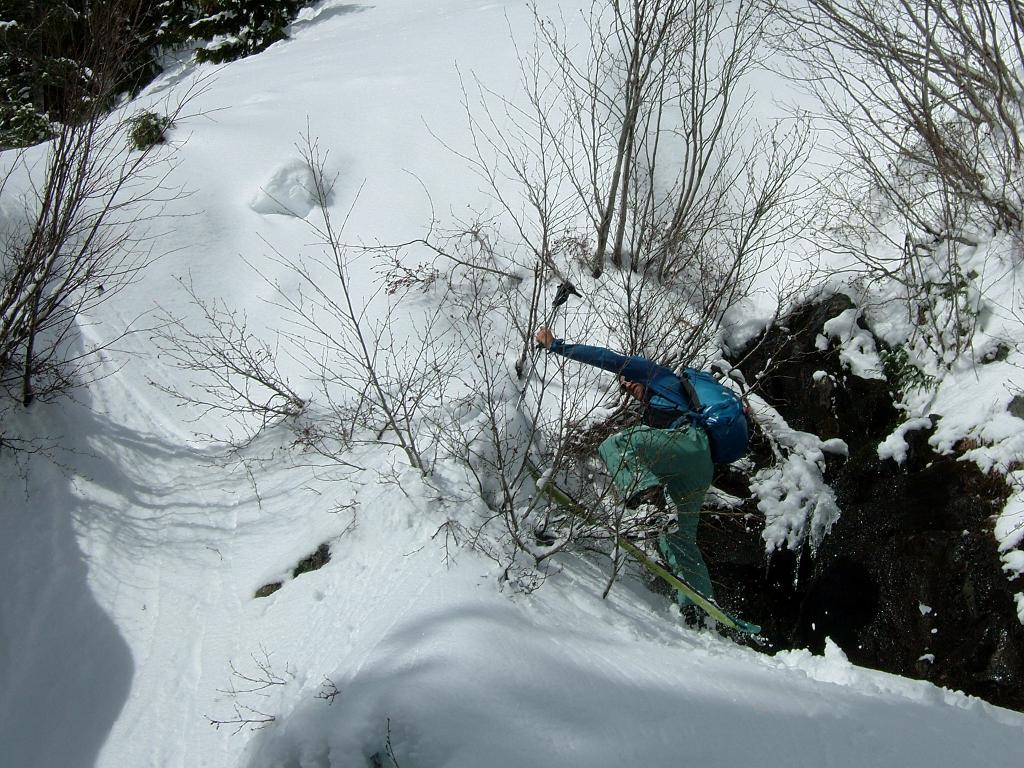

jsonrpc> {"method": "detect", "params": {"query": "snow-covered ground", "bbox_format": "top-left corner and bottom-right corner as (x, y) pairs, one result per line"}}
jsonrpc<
(5, 387), (1023, 768)
(2, 2), (1024, 767)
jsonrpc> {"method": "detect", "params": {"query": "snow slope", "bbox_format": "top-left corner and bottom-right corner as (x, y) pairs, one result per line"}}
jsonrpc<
(2, 2), (1023, 767)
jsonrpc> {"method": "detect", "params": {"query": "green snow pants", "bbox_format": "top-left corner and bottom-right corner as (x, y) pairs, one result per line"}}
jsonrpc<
(598, 423), (715, 606)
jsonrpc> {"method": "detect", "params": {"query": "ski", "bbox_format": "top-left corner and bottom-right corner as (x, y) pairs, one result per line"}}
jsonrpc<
(527, 461), (761, 635)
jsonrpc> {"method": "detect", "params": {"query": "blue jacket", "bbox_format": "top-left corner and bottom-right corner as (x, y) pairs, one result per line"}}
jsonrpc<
(548, 339), (691, 416)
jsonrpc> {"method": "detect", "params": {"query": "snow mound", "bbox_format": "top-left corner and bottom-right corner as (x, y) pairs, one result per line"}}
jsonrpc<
(877, 417), (933, 464)
(820, 308), (885, 381)
(749, 394), (848, 554)
(241, 568), (1024, 768)
(249, 159), (318, 217)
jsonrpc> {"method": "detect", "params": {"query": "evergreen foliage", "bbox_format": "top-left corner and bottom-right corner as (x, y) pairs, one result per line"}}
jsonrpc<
(880, 345), (937, 396)
(0, 1), (166, 149)
(0, 2), (78, 148)
(0, 1), (313, 150)
(190, 1), (307, 64)
(126, 110), (173, 150)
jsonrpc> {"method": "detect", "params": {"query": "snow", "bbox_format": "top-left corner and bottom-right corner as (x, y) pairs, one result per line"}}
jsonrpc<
(821, 308), (886, 381)
(878, 417), (933, 465)
(720, 295), (779, 354)
(748, 395), (847, 554)
(1004, 550), (1024, 577)
(9, 387), (1019, 768)
(2, 1), (1024, 767)
(248, 158), (318, 217)
(997, 478), (1024, 553)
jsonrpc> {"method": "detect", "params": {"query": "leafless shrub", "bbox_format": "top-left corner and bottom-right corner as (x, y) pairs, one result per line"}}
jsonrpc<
(372, 231), (558, 570)
(767, 0), (1024, 356)
(394, 229), (662, 591)
(371, 718), (403, 768)
(590, 125), (815, 368)
(205, 646), (293, 734)
(522, 0), (805, 283)
(0, 11), (210, 459)
(155, 131), (461, 477)
(410, 0), (812, 583)
(271, 135), (470, 475)
(150, 276), (305, 447)
(0, 14), (204, 414)
(315, 677), (340, 705)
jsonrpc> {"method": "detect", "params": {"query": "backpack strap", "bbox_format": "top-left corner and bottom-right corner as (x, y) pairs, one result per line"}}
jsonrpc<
(661, 371), (704, 431)
(676, 369), (702, 411)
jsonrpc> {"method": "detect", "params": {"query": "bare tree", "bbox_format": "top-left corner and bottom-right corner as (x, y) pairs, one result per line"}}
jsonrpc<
(452, 0), (810, 359)
(206, 647), (292, 734)
(527, 0), (791, 282)
(150, 276), (306, 447)
(774, 0), (1024, 231)
(767, 0), (1024, 356)
(403, 0), (813, 587)
(0, 2), (202, 420)
(154, 131), (462, 477)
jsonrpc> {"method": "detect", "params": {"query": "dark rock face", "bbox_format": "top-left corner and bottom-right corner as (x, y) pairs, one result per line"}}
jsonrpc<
(254, 542), (332, 599)
(293, 542), (331, 578)
(705, 294), (1024, 712)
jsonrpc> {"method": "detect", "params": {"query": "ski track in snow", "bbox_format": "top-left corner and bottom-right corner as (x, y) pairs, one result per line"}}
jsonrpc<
(6, 354), (1024, 768)
(10, 355), (1023, 768)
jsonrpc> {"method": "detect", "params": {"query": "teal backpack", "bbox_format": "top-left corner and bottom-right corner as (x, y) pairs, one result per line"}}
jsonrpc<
(673, 369), (750, 464)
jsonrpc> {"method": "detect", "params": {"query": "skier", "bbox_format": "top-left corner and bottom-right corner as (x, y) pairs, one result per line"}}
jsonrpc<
(534, 326), (716, 611)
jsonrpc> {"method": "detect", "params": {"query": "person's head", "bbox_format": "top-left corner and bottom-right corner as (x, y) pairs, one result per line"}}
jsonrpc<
(619, 375), (645, 402)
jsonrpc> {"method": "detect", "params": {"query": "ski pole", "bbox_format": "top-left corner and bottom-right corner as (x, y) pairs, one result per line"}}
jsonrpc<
(515, 281), (579, 408)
